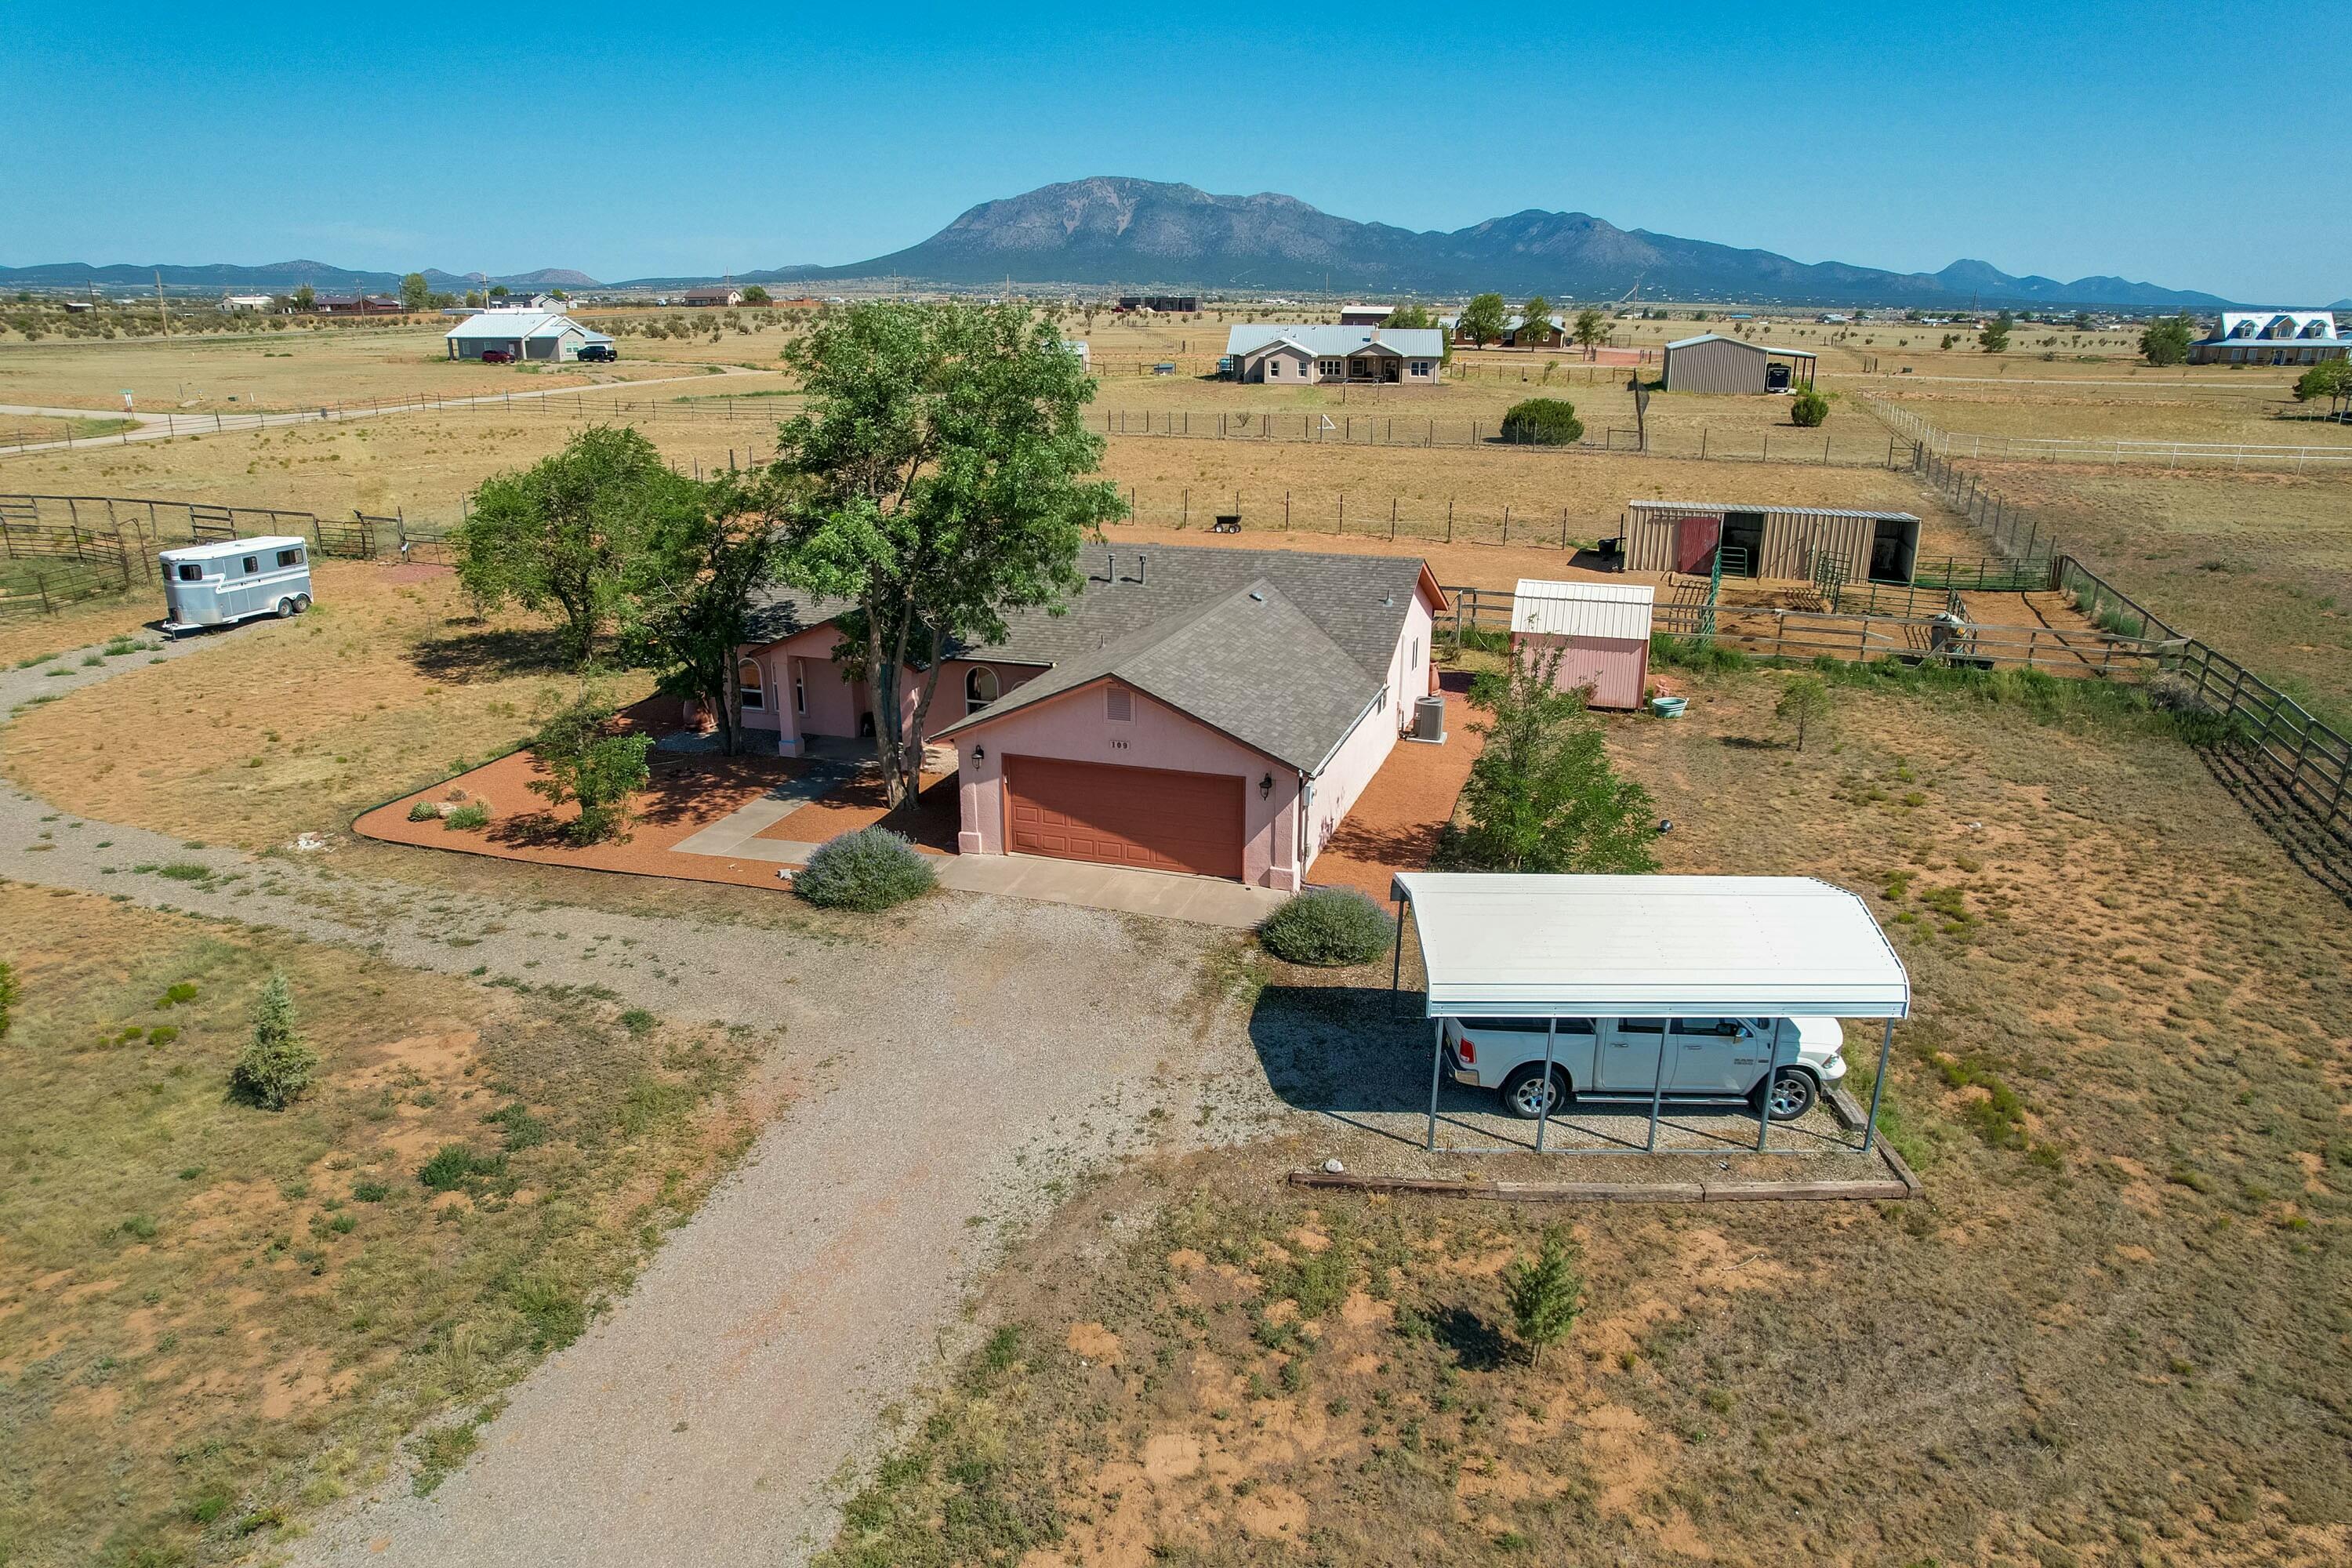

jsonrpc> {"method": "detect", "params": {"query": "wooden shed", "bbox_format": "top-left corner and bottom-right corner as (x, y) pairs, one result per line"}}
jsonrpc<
(1660, 333), (1817, 394)
(1510, 579), (1654, 710)
(1622, 502), (1921, 585)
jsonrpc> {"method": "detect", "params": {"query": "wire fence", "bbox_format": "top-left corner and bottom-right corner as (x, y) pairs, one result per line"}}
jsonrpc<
(1096, 406), (1915, 468)
(1867, 397), (2352, 470)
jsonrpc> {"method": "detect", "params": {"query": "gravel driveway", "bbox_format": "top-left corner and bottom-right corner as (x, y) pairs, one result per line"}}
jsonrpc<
(0, 633), (1254, 1566)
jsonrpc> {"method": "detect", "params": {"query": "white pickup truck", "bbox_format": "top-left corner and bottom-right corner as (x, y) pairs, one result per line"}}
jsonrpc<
(1442, 1014), (1846, 1121)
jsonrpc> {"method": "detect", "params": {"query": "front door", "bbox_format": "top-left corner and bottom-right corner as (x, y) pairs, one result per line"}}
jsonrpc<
(1596, 1018), (1667, 1091)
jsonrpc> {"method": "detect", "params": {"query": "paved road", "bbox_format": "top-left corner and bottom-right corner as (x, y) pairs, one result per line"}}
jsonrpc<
(0, 626), (1256, 1566)
(0, 367), (781, 458)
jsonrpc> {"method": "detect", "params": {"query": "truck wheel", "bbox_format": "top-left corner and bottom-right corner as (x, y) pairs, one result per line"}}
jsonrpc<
(1499, 1064), (1570, 1120)
(1759, 1067), (1818, 1122)
(275, 597), (297, 619)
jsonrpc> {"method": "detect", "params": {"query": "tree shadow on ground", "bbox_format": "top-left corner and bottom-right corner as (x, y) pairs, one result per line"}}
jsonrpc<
(1430, 1305), (1510, 1372)
(410, 623), (575, 684)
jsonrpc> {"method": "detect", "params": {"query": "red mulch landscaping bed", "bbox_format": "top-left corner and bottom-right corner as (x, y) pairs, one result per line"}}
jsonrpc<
(757, 767), (960, 854)
(1305, 677), (1483, 901)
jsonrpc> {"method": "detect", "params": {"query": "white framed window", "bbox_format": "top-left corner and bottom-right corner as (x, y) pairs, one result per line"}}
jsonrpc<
(965, 666), (999, 715)
(1411, 361), (1430, 376)
(793, 664), (806, 714)
(738, 659), (764, 710)
(1268, 358), (1281, 376)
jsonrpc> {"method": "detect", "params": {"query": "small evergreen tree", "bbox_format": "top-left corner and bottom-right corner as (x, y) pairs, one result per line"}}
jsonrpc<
(1502, 1226), (1584, 1367)
(231, 972), (319, 1110)
(1775, 674), (1833, 751)
(1979, 312), (2013, 354)
(1788, 387), (1830, 427)
(1498, 397), (1584, 445)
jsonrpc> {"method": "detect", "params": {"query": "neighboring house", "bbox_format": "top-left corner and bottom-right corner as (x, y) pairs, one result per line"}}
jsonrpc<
(220, 294), (276, 313)
(315, 295), (404, 315)
(1445, 312), (1569, 347)
(2190, 311), (2347, 365)
(1117, 294), (1199, 313)
(1621, 500), (1920, 585)
(1660, 333), (1817, 394)
(1510, 579), (1653, 710)
(683, 285), (743, 307)
(1222, 325), (1445, 387)
(443, 307), (593, 361)
(1338, 303), (1394, 326)
(1062, 339), (1091, 369)
(735, 546), (1450, 888)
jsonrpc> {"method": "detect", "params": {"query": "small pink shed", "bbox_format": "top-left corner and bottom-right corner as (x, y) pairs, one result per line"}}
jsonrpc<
(1510, 579), (1653, 710)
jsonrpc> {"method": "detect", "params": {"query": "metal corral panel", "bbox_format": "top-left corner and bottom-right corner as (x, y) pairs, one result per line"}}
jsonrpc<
(1390, 873), (1911, 1020)
(1509, 579), (1656, 641)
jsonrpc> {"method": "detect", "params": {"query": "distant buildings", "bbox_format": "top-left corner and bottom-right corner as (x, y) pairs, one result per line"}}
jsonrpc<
(315, 295), (402, 315)
(220, 294), (276, 313)
(2189, 311), (2347, 365)
(1222, 325), (1444, 386)
(682, 285), (743, 307)
(1337, 304), (1392, 326)
(1116, 294), (1198, 314)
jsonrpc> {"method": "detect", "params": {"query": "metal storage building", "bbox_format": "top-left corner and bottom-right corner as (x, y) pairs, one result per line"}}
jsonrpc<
(1509, 579), (1654, 710)
(1661, 333), (1817, 394)
(444, 307), (593, 362)
(1621, 500), (1921, 585)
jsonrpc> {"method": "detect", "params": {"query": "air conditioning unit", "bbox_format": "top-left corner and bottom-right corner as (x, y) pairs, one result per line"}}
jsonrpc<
(1410, 695), (1446, 743)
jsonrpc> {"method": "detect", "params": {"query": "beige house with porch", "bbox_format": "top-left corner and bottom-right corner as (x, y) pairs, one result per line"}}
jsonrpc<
(1224, 325), (1445, 387)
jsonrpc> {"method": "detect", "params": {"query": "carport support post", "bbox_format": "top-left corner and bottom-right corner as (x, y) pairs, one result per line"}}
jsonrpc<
(1755, 1019), (1785, 1152)
(1390, 898), (1406, 1013)
(1534, 1018), (1558, 1153)
(1645, 1033), (1668, 1152)
(1862, 1018), (1895, 1153)
(1427, 1022), (1444, 1152)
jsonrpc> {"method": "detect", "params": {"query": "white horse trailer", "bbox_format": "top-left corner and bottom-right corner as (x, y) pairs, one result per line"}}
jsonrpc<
(160, 536), (314, 633)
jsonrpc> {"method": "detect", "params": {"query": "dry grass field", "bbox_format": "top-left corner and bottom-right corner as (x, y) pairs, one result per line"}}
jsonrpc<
(0, 884), (764, 1567)
(4, 564), (643, 849)
(1863, 382), (2352, 449)
(822, 667), (2352, 1568)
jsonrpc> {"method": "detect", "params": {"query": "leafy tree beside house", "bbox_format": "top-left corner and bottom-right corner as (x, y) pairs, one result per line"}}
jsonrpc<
(528, 690), (655, 844)
(765, 301), (1126, 808)
(741, 285), (772, 305)
(1457, 292), (1508, 347)
(1434, 647), (1659, 873)
(399, 271), (430, 314)
(1519, 296), (1552, 346)
(454, 426), (706, 667)
(2292, 358), (2352, 402)
(622, 476), (788, 757)
(2140, 312), (2196, 367)
(1572, 307), (1606, 357)
(292, 282), (316, 312)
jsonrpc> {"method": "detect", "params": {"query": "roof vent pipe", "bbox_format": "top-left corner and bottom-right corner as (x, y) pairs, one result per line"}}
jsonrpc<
(1138, 553), (1146, 586)
(1105, 546), (1115, 583)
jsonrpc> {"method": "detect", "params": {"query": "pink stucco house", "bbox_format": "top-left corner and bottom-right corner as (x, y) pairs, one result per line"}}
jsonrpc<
(734, 546), (1449, 889)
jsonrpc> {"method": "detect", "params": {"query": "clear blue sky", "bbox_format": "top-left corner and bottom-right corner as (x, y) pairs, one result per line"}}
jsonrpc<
(4, 1), (2343, 303)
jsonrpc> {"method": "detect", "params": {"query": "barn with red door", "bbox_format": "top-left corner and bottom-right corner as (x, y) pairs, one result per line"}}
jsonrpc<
(1619, 501), (1921, 585)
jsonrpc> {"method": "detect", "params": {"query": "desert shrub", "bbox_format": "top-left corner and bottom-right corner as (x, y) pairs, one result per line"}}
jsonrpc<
(528, 697), (652, 845)
(419, 1143), (505, 1191)
(154, 981), (198, 1007)
(352, 1180), (390, 1202)
(0, 958), (14, 1040)
(1435, 648), (1660, 874)
(156, 862), (212, 882)
(1650, 633), (1748, 673)
(1789, 387), (1830, 426)
(407, 799), (440, 822)
(793, 827), (937, 911)
(443, 801), (491, 831)
(1498, 397), (1584, 445)
(1258, 887), (1391, 967)
(230, 972), (319, 1111)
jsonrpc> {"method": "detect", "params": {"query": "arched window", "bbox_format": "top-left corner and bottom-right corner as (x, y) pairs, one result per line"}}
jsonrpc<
(965, 666), (999, 715)
(738, 659), (764, 710)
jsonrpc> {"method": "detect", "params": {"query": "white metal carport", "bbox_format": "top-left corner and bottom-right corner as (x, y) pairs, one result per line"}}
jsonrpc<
(1388, 873), (1910, 1155)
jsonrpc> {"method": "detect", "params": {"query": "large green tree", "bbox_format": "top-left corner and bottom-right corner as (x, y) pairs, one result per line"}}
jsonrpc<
(399, 271), (430, 314)
(1980, 311), (2013, 354)
(767, 301), (1126, 805)
(1458, 292), (1508, 347)
(1519, 296), (1552, 346)
(1433, 647), (1659, 873)
(454, 425), (705, 666)
(2292, 358), (2352, 402)
(1572, 307), (1606, 356)
(623, 477), (789, 757)
(2139, 314), (2196, 366)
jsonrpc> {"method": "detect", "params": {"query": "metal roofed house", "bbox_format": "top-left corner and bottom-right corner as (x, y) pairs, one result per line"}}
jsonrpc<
(314, 294), (404, 316)
(1509, 579), (1655, 710)
(1338, 303), (1395, 326)
(444, 307), (595, 362)
(1222, 324), (1446, 387)
(220, 294), (277, 313)
(1621, 500), (1921, 584)
(1660, 332), (1817, 394)
(1387, 872), (1911, 1153)
(734, 545), (1450, 889)
(2189, 311), (2347, 365)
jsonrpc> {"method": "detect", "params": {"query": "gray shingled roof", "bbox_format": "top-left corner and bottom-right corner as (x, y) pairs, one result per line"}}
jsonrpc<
(748, 544), (1430, 775)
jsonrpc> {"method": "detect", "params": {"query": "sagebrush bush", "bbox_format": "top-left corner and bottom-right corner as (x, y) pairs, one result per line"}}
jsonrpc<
(443, 801), (490, 831)
(1499, 397), (1584, 446)
(407, 799), (440, 822)
(1258, 887), (1392, 967)
(230, 972), (318, 1111)
(419, 1143), (505, 1191)
(1789, 387), (1830, 427)
(793, 827), (937, 911)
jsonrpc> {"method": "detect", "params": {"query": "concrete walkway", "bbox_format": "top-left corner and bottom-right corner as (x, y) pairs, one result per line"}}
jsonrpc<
(673, 781), (1288, 929)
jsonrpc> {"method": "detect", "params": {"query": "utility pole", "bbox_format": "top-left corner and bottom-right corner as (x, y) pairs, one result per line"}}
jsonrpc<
(155, 270), (169, 336)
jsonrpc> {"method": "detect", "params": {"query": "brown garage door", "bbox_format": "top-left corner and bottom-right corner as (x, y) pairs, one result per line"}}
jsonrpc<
(1004, 756), (1245, 880)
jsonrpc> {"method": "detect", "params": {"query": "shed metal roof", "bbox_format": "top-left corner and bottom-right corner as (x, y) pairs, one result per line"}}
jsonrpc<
(1661, 333), (1817, 358)
(1391, 873), (1911, 1020)
(1509, 579), (1656, 640)
(1627, 501), (1920, 523)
